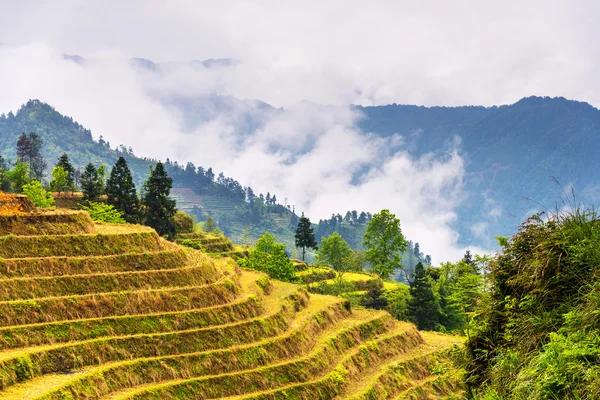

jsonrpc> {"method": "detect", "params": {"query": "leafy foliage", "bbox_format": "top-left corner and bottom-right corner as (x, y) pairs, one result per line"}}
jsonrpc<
(22, 180), (54, 208)
(408, 262), (440, 331)
(204, 216), (215, 233)
(240, 232), (295, 282)
(363, 209), (407, 279)
(6, 161), (30, 193)
(55, 153), (76, 190)
(49, 166), (69, 194)
(316, 232), (355, 286)
(173, 211), (195, 234)
(361, 280), (388, 310)
(80, 201), (126, 224)
(467, 208), (600, 399)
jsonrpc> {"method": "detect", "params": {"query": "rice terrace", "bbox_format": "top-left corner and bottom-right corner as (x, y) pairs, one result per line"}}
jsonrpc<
(0, 193), (463, 399)
(3, 2), (599, 398)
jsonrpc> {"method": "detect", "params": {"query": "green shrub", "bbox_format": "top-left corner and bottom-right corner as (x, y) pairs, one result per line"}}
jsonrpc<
(467, 208), (600, 398)
(173, 211), (195, 234)
(80, 201), (126, 224)
(240, 232), (295, 282)
(22, 180), (54, 208)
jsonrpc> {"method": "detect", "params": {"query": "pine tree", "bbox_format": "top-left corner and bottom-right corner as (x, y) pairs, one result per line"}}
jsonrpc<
(142, 162), (176, 239)
(105, 157), (139, 223)
(361, 280), (389, 310)
(56, 153), (76, 190)
(204, 215), (215, 232)
(295, 214), (317, 261)
(80, 163), (104, 201)
(0, 156), (10, 192)
(28, 133), (46, 181)
(16, 133), (31, 164)
(408, 262), (440, 330)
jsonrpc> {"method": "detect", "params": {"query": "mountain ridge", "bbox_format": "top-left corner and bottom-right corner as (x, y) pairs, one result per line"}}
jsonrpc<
(1, 94), (599, 254)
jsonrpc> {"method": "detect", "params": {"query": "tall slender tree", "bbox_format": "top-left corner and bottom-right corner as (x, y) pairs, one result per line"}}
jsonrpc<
(295, 213), (317, 261)
(105, 157), (139, 223)
(142, 162), (176, 239)
(0, 156), (10, 192)
(80, 163), (104, 201)
(28, 133), (46, 180)
(16, 133), (31, 164)
(56, 153), (76, 190)
(408, 262), (440, 330)
(16, 132), (46, 180)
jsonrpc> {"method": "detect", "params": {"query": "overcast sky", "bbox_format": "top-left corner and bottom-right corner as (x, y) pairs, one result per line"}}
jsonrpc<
(0, 1), (596, 261)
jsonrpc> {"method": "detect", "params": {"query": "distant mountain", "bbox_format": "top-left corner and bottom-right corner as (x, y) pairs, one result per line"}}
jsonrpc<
(2, 95), (599, 253)
(62, 54), (238, 71)
(358, 96), (600, 246)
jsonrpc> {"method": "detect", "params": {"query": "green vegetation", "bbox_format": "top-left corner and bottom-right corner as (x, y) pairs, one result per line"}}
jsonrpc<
(295, 214), (317, 261)
(80, 162), (105, 200)
(317, 232), (355, 286)
(142, 161), (176, 239)
(408, 262), (440, 331)
(467, 208), (600, 399)
(363, 209), (408, 280)
(6, 161), (30, 193)
(22, 180), (54, 208)
(55, 153), (75, 191)
(106, 156), (139, 223)
(240, 232), (296, 282)
(80, 201), (126, 224)
(49, 166), (68, 194)
(173, 210), (195, 234)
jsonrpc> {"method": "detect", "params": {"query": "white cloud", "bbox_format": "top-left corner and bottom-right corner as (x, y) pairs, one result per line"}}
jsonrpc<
(5, 1), (595, 261)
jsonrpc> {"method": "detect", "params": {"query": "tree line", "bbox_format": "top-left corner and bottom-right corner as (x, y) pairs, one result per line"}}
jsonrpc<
(292, 209), (486, 333)
(0, 133), (178, 240)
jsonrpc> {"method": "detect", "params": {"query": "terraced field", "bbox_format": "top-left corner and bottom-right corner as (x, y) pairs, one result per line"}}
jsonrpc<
(175, 231), (249, 260)
(0, 196), (463, 399)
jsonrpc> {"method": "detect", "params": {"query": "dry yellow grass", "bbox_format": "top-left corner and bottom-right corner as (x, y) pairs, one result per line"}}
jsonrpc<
(0, 213), (464, 399)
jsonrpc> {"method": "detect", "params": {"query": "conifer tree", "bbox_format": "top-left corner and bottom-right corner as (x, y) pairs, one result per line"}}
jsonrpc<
(56, 153), (76, 190)
(142, 162), (176, 239)
(295, 214), (317, 261)
(105, 157), (139, 223)
(80, 163), (104, 201)
(28, 133), (46, 181)
(16, 133), (31, 164)
(16, 132), (46, 180)
(204, 215), (215, 232)
(361, 280), (389, 310)
(0, 156), (10, 192)
(408, 262), (440, 330)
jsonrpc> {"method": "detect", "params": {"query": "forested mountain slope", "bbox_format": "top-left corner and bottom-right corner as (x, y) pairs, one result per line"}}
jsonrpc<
(358, 96), (600, 246)
(2, 95), (599, 254)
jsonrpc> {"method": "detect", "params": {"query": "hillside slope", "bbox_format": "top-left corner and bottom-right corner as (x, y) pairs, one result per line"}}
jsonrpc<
(0, 195), (462, 399)
(4, 95), (599, 252)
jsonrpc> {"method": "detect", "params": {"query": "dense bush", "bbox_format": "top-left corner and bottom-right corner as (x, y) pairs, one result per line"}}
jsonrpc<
(239, 232), (295, 282)
(80, 201), (126, 224)
(173, 211), (195, 234)
(467, 209), (600, 399)
(22, 180), (54, 208)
